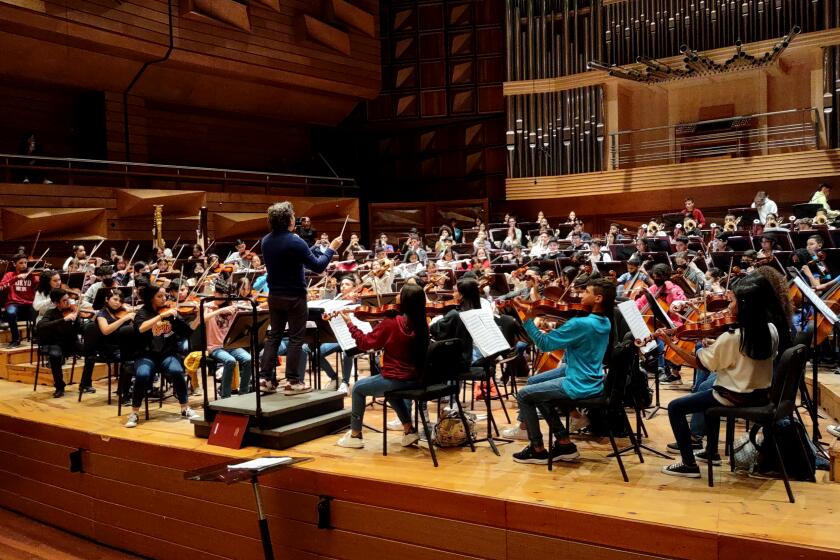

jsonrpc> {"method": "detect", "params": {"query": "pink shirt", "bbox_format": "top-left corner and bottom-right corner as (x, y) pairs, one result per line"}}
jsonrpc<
(205, 303), (234, 352)
(635, 281), (687, 326)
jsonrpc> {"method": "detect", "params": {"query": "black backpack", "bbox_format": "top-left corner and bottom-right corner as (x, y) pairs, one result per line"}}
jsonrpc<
(753, 418), (816, 481)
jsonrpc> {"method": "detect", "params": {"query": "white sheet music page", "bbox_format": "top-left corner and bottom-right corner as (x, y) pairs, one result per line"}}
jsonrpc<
(618, 300), (657, 354)
(329, 315), (358, 352)
(794, 276), (839, 324)
(459, 309), (510, 357)
(227, 456), (292, 470)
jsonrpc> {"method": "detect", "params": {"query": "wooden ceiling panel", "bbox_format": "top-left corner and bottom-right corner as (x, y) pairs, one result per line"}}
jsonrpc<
(1, 207), (106, 240)
(115, 189), (206, 218)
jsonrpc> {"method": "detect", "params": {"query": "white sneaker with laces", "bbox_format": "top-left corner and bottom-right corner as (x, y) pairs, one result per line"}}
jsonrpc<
(125, 412), (139, 428)
(387, 418), (403, 431)
(284, 382), (312, 395)
(338, 382), (349, 395)
(827, 424), (840, 438)
(569, 413), (590, 433)
(501, 425), (529, 441)
(401, 431), (420, 447)
(325, 379), (338, 391)
(337, 430), (364, 448)
(182, 408), (201, 420)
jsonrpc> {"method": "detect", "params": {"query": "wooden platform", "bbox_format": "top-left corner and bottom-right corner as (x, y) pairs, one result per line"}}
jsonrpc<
(1, 372), (839, 560)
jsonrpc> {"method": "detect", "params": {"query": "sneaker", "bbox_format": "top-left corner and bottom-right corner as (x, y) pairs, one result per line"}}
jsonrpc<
(569, 414), (590, 433)
(661, 462), (701, 478)
(181, 408), (201, 420)
(667, 438), (703, 452)
(260, 379), (277, 393)
(283, 382), (312, 396)
(400, 431), (420, 447)
(550, 442), (580, 462)
(7, 340), (21, 349)
(826, 424), (840, 438)
(501, 425), (530, 441)
(387, 418), (404, 431)
(80, 386), (96, 394)
(512, 445), (550, 465)
(660, 374), (683, 386)
(52, 388), (65, 398)
(694, 449), (722, 466)
(336, 430), (364, 448)
(124, 412), (139, 428)
(324, 379), (338, 391)
(338, 382), (349, 395)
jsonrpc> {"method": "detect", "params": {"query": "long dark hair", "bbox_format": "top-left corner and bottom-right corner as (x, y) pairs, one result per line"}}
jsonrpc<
(398, 283), (429, 368)
(37, 269), (59, 296)
(734, 279), (774, 360)
(456, 278), (481, 311)
(141, 284), (163, 311)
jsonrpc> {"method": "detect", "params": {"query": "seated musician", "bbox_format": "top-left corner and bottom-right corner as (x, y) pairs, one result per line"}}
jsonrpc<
(473, 246), (491, 268)
(500, 225), (519, 251)
(705, 268), (724, 293)
(793, 246), (838, 293)
(616, 257), (647, 298)
(375, 233), (394, 253)
(202, 282), (252, 398)
(434, 228), (451, 252)
(317, 275), (360, 395)
(436, 248), (458, 270)
(809, 182), (840, 221)
(656, 279), (777, 477)
(757, 235), (776, 259)
(680, 197), (706, 228)
(96, 288), (138, 401)
(362, 258), (395, 294)
(473, 231), (493, 254)
(397, 250), (425, 279)
(588, 240), (611, 263)
(0, 253), (36, 348)
(33, 270), (62, 323)
(709, 233), (730, 253)
(673, 252), (705, 291)
(336, 283), (428, 449)
(36, 289), (88, 397)
(313, 232), (331, 255)
(343, 233), (365, 261)
(82, 265), (115, 305)
(506, 278), (615, 465)
(62, 245), (87, 272)
(224, 239), (252, 269)
(151, 257), (175, 278)
(635, 263), (687, 385)
(430, 277), (492, 370)
(529, 231), (551, 257)
(125, 285), (201, 428)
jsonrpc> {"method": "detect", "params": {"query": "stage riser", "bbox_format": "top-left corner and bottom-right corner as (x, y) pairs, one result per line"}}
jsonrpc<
(6, 363), (111, 387)
(206, 391), (346, 430)
(193, 409), (352, 450)
(0, 415), (834, 560)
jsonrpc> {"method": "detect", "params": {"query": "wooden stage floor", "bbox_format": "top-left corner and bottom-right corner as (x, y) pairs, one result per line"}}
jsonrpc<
(1, 369), (839, 560)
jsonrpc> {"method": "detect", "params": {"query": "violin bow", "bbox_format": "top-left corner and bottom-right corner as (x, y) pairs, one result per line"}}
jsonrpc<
(30, 230), (41, 259)
(724, 256), (735, 291)
(24, 248), (50, 279)
(119, 240), (130, 260)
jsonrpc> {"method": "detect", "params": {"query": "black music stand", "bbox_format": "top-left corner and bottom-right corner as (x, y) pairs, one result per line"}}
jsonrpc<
(184, 456), (312, 560)
(727, 207), (759, 224)
(642, 289), (675, 420)
(639, 251), (671, 268)
(60, 272), (85, 291)
(472, 351), (516, 456)
(724, 235), (752, 251)
(609, 244), (636, 261)
(661, 212), (685, 228)
(793, 203), (823, 219)
(643, 237), (672, 254)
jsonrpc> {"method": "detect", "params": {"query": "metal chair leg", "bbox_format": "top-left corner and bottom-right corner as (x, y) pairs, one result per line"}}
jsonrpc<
(769, 424), (795, 503)
(455, 399), (475, 453)
(608, 426), (629, 482)
(418, 408), (438, 467)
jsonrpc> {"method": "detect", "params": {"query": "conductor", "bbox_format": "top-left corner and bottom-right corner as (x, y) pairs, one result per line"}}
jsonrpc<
(259, 202), (342, 394)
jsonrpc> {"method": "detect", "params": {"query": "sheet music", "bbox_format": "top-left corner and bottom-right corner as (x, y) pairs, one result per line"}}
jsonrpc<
(794, 276), (838, 325)
(227, 456), (292, 470)
(328, 313), (373, 352)
(618, 300), (657, 354)
(308, 299), (353, 314)
(644, 288), (676, 330)
(459, 309), (510, 357)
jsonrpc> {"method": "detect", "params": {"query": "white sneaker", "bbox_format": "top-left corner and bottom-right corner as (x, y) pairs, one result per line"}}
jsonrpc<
(387, 418), (403, 431)
(569, 413), (590, 433)
(401, 431), (420, 447)
(827, 424), (840, 438)
(124, 412), (139, 428)
(336, 430), (364, 448)
(182, 408), (201, 420)
(338, 382), (349, 395)
(324, 379), (338, 391)
(283, 382), (312, 395)
(501, 425), (529, 441)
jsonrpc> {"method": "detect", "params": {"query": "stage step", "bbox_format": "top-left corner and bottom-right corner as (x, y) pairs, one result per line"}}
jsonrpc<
(192, 408), (351, 449)
(6, 361), (111, 387)
(0, 325), (30, 344)
(206, 390), (345, 430)
(0, 344), (36, 379)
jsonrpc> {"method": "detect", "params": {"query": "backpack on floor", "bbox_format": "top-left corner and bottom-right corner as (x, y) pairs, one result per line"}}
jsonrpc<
(754, 419), (816, 481)
(433, 410), (477, 447)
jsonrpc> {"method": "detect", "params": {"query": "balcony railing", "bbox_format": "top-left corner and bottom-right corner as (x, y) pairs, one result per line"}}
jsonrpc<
(609, 107), (821, 169)
(0, 154), (358, 197)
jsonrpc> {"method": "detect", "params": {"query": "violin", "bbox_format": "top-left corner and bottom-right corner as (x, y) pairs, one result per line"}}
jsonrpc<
(635, 310), (736, 347)
(509, 297), (590, 320)
(323, 302), (401, 323)
(425, 298), (458, 316)
(213, 263), (235, 274)
(62, 304), (94, 320)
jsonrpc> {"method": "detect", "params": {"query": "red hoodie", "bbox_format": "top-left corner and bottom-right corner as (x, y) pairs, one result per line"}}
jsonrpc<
(347, 315), (420, 381)
(0, 272), (36, 307)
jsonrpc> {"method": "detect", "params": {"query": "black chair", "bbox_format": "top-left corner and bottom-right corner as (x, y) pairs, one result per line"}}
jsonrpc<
(78, 352), (121, 403)
(704, 344), (812, 503)
(382, 338), (476, 467)
(544, 340), (643, 482)
(32, 343), (76, 392)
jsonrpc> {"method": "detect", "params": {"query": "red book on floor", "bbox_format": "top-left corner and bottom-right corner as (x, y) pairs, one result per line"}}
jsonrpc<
(208, 413), (250, 449)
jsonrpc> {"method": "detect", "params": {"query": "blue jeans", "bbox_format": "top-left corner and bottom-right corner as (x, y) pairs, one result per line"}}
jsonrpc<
(5, 303), (32, 343)
(275, 338), (310, 378)
(667, 389), (722, 465)
(134, 354), (188, 408)
(689, 373), (717, 438)
(211, 347), (252, 398)
(516, 364), (567, 422)
(319, 343), (353, 384)
(516, 365), (573, 446)
(350, 375), (417, 433)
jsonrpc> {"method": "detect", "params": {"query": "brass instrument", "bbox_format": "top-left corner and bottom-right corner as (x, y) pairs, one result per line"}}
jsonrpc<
(646, 220), (660, 236)
(723, 215), (740, 233)
(153, 204), (164, 251)
(814, 212), (829, 226)
(683, 217), (697, 232)
(765, 216), (779, 229)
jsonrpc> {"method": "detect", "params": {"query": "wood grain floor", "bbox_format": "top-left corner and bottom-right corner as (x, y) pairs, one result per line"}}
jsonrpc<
(1, 365), (839, 558)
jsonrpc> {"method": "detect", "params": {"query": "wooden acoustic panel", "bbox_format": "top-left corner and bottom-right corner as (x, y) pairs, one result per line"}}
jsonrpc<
(299, 14), (351, 56)
(181, 0), (252, 32)
(0, 0), (45, 11)
(330, 0), (376, 37)
(115, 189), (207, 218)
(213, 212), (266, 240)
(1, 207), (106, 240)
